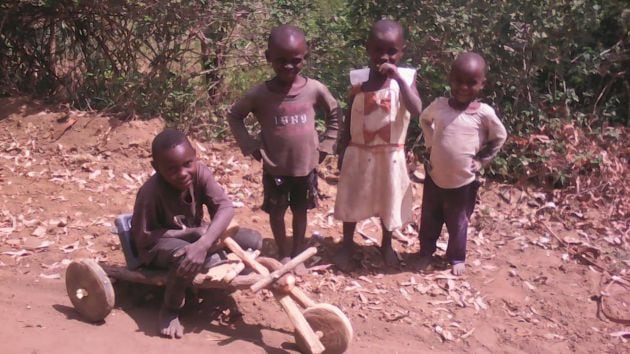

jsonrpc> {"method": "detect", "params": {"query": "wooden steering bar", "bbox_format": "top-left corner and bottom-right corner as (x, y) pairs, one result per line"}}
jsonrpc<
(221, 224), (325, 354)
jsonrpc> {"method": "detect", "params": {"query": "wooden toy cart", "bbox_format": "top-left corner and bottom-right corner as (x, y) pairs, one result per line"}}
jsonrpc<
(65, 215), (352, 354)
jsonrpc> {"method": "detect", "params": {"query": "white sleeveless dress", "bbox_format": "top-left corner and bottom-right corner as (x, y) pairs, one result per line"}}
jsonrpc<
(334, 71), (414, 231)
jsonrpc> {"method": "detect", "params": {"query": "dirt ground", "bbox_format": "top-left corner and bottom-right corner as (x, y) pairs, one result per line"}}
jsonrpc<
(0, 97), (628, 354)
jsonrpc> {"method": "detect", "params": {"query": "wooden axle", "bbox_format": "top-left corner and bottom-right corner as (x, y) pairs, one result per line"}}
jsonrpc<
(250, 247), (317, 292)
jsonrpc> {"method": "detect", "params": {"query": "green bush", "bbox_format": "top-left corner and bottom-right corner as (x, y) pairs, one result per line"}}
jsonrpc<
(1, 0), (627, 187)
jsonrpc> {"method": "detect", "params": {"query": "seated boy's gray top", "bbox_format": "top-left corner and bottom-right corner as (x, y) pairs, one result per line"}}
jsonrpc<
(228, 78), (340, 177)
(131, 161), (233, 263)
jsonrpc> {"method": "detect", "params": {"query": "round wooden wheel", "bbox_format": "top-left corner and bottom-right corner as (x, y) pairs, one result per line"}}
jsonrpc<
(65, 259), (115, 322)
(295, 303), (353, 354)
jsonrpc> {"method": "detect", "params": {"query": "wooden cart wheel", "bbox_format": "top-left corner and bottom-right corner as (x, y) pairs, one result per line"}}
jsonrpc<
(65, 259), (115, 322)
(295, 303), (353, 354)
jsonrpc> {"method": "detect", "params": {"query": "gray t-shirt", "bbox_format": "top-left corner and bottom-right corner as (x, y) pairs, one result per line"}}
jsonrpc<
(228, 78), (340, 176)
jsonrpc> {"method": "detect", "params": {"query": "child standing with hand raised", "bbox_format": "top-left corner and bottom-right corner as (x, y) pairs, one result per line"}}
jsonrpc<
(333, 20), (422, 271)
(228, 25), (340, 263)
(416, 52), (507, 275)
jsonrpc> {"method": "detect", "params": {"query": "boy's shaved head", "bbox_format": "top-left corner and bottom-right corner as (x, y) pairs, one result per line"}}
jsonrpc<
(368, 19), (404, 42)
(449, 52), (487, 107)
(268, 25), (306, 51)
(452, 52), (487, 74)
(151, 129), (193, 160)
(266, 25), (308, 85)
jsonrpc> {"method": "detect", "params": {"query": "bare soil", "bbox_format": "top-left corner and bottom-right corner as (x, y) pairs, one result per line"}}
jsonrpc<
(0, 97), (628, 354)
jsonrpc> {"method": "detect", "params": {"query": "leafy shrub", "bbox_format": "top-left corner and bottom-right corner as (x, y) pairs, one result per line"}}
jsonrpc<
(1, 0), (628, 188)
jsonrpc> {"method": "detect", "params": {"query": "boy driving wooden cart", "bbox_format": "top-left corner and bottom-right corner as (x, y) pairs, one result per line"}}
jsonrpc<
(65, 129), (352, 354)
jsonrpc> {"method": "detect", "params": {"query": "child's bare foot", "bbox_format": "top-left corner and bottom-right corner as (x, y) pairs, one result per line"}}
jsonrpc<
(414, 255), (432, 271)
(380, 245), (400, 267)
(332, 246), (355, 272)
(159, 307), (184, 339)
(452, 263), (465, 276)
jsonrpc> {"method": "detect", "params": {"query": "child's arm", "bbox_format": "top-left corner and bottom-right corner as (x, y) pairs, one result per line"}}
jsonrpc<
(419, 101), (435, 150)
(227, 90), (261, 160)
(316, 83), (341, 160)
(379, 64), (422, 117)
(475, 107), (507, 166)
(335, 89), (357, 170)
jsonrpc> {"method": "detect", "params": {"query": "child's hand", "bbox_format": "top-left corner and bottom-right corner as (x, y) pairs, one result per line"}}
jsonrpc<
(173, 243), (207, 276)
(471, 159), (482, 174)
(379, 63), (401, 81)
(251, 149), (262, 162)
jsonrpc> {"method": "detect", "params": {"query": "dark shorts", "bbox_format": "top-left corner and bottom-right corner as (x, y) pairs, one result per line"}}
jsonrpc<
(261, 169), (318, 213)
(147, 227), (263, 270)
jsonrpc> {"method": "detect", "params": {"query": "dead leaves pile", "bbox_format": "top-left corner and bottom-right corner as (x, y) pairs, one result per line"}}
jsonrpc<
(0, 115), (143, 274)
(300, 266), (488, 343)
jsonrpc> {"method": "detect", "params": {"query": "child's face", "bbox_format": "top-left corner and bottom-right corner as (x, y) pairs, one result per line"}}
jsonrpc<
(152, 143), (197, 191)
(266, 38), (307, 84)
(366, 30), (404, 69)
(449, 63), (486, 105)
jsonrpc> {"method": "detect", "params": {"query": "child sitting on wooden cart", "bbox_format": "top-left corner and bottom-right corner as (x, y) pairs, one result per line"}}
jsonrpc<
(131, 129), (261, 338)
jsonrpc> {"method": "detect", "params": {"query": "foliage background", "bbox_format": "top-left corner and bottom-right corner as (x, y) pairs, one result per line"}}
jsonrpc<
(1, 0), (628, 187)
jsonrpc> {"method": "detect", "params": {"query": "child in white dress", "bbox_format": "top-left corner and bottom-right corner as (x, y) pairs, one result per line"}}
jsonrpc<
(333, 20), (422, 271)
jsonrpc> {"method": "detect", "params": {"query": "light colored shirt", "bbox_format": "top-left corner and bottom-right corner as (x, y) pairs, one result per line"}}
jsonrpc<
(420, 97), (507, 189)
(227, 78), (340, 177)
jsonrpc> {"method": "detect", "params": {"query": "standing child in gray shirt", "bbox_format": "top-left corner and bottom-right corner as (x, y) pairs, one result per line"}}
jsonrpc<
(228, 25), (340, 263)
(416, 52), (507, 275)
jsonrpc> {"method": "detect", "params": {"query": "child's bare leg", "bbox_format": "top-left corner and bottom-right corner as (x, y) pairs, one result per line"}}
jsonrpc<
(332, 222), (356, 271)
(269, 205), (289, 259)
(290, 206), (307, 258)
(380, 223), (400, 267)
(290, 206), (308, 275)
(160, 269), (189, 338)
